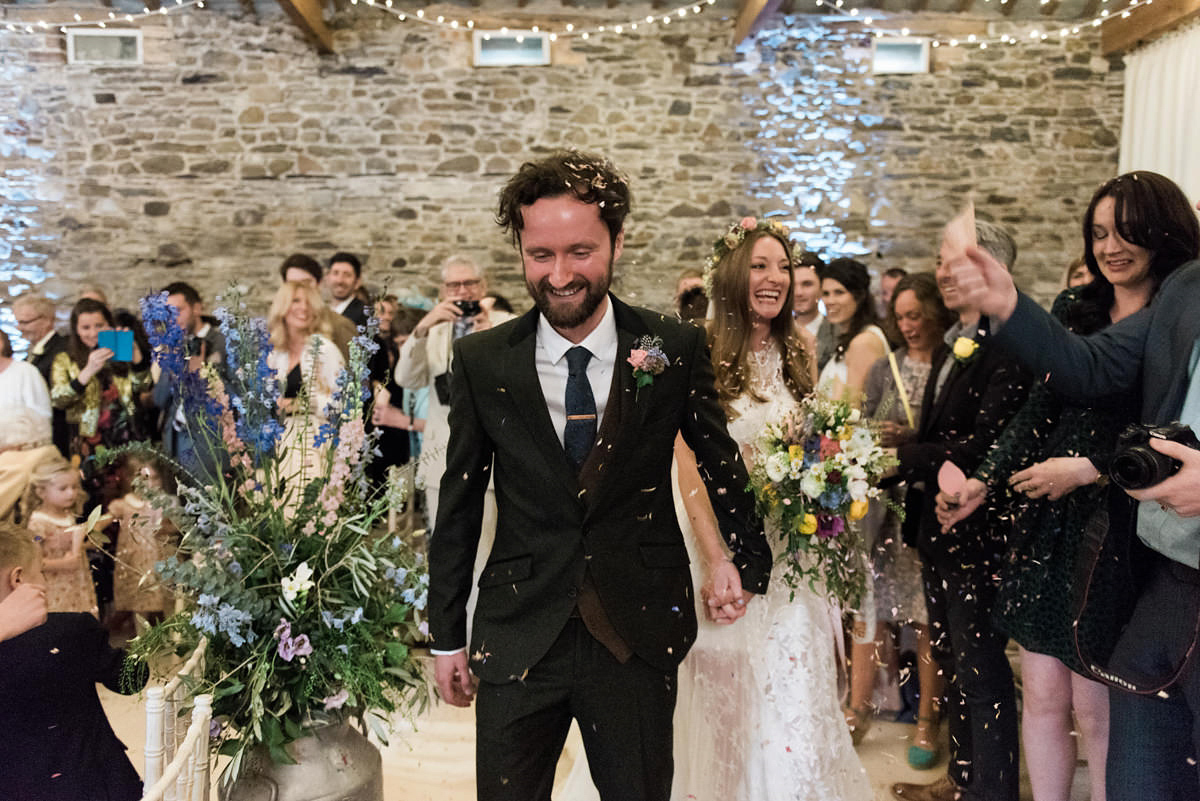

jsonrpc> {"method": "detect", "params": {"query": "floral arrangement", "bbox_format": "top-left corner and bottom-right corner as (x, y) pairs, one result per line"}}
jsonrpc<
(703, 215), (793, 293)
(123, 288), (429, 783)
(746, 394), (896, 607)
(627, 335), (668, 398)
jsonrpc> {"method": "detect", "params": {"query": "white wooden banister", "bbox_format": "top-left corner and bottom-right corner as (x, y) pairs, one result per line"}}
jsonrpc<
(140, 694), (212, 801)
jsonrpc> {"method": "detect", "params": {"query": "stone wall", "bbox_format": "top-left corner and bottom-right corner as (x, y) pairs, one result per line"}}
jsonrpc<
(0, 2), (1123, 325)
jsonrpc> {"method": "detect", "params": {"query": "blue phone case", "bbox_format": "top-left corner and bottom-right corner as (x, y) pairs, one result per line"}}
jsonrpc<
(97, 330), (134, 361)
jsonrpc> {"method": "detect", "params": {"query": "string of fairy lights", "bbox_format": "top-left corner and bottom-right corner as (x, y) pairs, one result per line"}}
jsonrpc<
(0, 0), (1139, 45)
(812, 0), (1145, 47)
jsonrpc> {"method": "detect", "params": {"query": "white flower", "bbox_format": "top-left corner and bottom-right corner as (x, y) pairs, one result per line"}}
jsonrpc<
(844, 464), (868, 482)
(765, 452), (790, 483)
(800, 468), (825, 499)
(848, 408), (861, 422)
(848, 478), (871, 502)
(281, 561), (315, 602)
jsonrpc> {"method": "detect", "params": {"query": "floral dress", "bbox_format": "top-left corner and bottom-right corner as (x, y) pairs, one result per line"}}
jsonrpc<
(29, 510), (98, 616)
(110, 495), (172, 615)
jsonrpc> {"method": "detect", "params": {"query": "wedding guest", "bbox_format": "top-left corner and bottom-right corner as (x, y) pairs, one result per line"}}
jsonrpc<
(327, 251), (370, 328)
(50, 298), (151, 507)
(267, 281), (345, 488)
(394, 255), (513, 527)
(370, 307), (427, 485)
(846, 273), (953, 765)
(24, 456), (97, 617)
(0, 329), (60, 521)
(1063, 254), (1093, 289)
(792, 254), (825, 338)
(152, 281), (228, 485)
(818, 257), (891, 406)
(673, 268), (704, 318)
(77, 285), (108, 306)
(0, 521), (147, 801)
(877, 266), (907, 315)
(278, 252), (356, 360)
(891, 221), (1030, 801)
(108, 453), (175, 639)
(0, 581), (47, 643)
(374, 293), (399, 336)
(429, 152), (771, 801)
(671, 216), (867, 799)
(13, 292), (70, 457)
(939, 172), (1200, 801)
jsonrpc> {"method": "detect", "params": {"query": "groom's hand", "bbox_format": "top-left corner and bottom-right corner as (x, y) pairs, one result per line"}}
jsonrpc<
(702, 560), (750, 624)
(435, 651), (477, 707)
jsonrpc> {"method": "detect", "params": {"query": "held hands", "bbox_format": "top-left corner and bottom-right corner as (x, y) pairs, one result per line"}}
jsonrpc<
(1127, 438), (1200, 517)
(1009, 457), (1099, 501)
(936, 477), (987, 532)
(950, 245), (1019, 322)
(434, 651), (477, 708)
(701, 559), (751, 624)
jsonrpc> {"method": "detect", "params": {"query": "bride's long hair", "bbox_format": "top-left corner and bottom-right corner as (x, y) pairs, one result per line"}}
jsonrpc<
(707, 228), (814, 415)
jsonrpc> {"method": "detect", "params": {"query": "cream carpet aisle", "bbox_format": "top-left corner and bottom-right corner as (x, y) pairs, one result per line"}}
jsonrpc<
(101, 673), (1086, 800)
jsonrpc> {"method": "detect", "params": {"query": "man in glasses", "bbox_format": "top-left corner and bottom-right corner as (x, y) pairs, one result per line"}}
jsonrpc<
(395, 256), (513, 528)
(12, 294), (69, 458)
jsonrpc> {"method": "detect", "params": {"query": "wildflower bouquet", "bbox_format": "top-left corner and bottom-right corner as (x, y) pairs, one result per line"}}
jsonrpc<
(125, 288), (429, 782)
(746, 395), (896, 608)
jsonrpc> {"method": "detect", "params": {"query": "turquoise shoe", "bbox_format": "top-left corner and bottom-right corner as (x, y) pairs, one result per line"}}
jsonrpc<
(907, 715), (940, 769)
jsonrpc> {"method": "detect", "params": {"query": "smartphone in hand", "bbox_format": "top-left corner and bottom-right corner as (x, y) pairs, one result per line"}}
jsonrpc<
(96, 329), (134, 361)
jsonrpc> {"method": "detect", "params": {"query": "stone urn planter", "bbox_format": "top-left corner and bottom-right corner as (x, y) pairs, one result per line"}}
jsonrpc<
(219, 722), (383, 801)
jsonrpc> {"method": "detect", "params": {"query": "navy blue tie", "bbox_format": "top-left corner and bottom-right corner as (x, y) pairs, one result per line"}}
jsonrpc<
(564, 346), (596, 471)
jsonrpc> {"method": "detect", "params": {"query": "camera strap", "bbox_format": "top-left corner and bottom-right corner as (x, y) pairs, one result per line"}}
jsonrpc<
(1073, 494), (1200, 694)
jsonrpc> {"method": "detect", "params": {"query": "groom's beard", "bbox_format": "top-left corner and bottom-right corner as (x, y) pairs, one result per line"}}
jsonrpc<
(527, 261), (612, 331)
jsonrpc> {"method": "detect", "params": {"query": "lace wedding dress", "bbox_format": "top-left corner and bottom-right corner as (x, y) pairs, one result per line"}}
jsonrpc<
(558, 345), (872, 801)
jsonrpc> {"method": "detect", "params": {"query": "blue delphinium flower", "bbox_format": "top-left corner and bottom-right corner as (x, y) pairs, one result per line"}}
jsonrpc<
(140, 291), (187, 381)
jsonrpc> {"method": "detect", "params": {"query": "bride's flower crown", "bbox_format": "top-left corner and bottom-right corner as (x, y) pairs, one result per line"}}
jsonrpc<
(703, 216), (793, 294)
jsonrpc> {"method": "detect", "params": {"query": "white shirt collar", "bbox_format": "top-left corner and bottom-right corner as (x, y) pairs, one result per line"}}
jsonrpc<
(31, 330), (56, 355)
(536, 296), (617, 365)
(196, 322), (211, 339)
(333, 297), (352, 315)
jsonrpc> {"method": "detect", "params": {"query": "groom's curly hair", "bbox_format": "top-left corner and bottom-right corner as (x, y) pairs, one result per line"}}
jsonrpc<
(496, 150), (631, 249)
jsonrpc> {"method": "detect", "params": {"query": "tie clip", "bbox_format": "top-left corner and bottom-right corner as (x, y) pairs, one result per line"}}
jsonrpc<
(566, 414), (597, 421)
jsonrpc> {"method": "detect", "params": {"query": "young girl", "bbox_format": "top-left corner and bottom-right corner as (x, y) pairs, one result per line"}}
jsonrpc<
(24, 457), (98, 617)
(108, 454), (174, 635)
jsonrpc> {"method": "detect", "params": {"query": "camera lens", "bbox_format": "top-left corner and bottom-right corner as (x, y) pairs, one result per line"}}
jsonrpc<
(1110, 446), (1171, 491)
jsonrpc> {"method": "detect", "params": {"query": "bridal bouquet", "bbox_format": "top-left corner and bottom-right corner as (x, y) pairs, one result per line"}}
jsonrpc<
(747, 395), (895, 607)
(121, 289), (429, 783)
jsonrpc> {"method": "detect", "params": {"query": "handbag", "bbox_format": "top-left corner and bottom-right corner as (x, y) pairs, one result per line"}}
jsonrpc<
(1072, 490), (1200, 693)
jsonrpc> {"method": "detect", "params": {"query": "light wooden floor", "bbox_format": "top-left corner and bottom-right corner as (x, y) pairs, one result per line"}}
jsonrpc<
(101, 658), (1089, 801)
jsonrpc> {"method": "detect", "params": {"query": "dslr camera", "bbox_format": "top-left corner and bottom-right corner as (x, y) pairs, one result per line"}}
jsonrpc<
(1109, 422), (1200, 491)
(454, 299), (482, 317)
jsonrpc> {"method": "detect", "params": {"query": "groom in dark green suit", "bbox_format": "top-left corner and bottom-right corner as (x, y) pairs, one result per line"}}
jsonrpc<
(428, 152), (772, 801)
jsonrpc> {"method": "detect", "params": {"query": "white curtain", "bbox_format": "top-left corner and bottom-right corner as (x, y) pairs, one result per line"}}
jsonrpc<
(1119, 18), (1200, 205)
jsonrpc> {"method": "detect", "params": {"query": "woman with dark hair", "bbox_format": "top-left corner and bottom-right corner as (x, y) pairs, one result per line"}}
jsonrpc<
(50, 298), (151, 503)
(938, 170), (1200, 801)
(843, 272), (955, 763)
(818, 258), (890, 406)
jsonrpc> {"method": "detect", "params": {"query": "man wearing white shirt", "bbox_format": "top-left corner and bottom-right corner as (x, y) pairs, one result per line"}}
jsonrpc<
(0, 329), (60, 519)
(427, 151), (770, 801)
(326, 251), (369, 329)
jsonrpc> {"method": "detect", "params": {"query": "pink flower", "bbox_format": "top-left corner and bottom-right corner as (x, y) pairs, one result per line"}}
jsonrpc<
(274, 618), (291, 640)
(627, 349), (648, 370)
(323, 689), (349, 711)
(819, 436), (841, 460)
(740, 216), (757, 230)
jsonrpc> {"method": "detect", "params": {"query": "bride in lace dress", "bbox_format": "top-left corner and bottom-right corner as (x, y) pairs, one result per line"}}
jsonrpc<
(559, 219), (873, 801)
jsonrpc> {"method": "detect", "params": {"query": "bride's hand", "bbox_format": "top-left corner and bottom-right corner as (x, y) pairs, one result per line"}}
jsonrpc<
(702, 560), (749, 624)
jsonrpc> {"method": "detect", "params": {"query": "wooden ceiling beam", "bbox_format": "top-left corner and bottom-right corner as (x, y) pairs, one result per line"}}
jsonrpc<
(276, 0), (334, 53)
(734, 0), (781, 44)
(1102, 0), (1200, 51)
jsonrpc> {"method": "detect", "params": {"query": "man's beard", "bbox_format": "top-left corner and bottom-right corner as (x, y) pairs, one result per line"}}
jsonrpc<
(527, 263), (612, 331)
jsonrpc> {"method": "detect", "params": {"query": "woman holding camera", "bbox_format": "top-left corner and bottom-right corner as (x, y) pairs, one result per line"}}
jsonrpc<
(938, 171), (1200, 801)
(51, 298), (152, 507)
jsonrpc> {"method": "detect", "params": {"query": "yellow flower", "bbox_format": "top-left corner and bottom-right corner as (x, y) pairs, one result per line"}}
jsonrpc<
(798, 513), (818, 535)
(788, 444), (804, 461)
(848, 500), (869, 521)
(952, 336), (980, 362)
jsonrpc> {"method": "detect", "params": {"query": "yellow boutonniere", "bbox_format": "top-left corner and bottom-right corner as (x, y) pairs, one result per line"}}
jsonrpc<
(952, 336), (980, 364)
